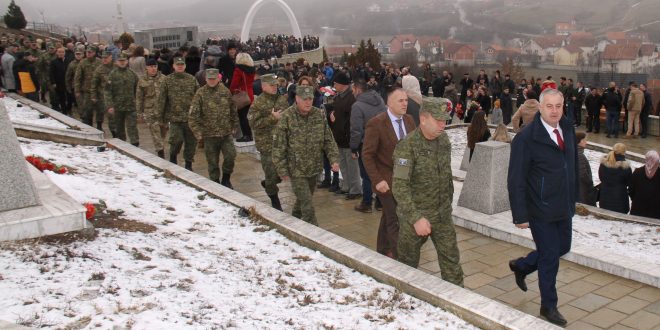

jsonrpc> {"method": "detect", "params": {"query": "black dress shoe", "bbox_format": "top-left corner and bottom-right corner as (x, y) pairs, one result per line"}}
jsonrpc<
(328, 185), (340, 193)
(509, 259), (528, 292)
(345, 193), (362, 200)
(317, 180), (331, 188)
(540, 306), (567, 326)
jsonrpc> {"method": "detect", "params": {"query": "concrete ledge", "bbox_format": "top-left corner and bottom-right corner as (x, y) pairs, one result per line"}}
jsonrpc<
(579, 203), (660, 226)
(451, 182), (660, 288)
(106, 138), (559, 330)
(0, 164), (90, 242)
(0, 320), (33, 329)
(8, 94), (104, 146)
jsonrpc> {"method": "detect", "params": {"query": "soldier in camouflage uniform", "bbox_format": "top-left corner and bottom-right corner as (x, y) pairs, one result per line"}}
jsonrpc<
(392, 97), (464, 287)
(189, 68), (238, 188)
(156, 56), (198, 170)
(248, 74), (288, 210)
(136, 58), (167, 158)
(36, 44), (55, 103)
(90, 51), (117, 135)
(104, 53), (139, 145)
(272, 85), (340, 225)
(74, 47), (102, 129)
(65, 48), (84, 113)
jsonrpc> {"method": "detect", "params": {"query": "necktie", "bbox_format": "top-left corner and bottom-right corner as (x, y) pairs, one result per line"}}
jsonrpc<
(396, 119), (405, 141)
(553, 129), (565, 151)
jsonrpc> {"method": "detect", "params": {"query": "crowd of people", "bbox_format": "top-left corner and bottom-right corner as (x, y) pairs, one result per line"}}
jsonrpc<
(1, 31), (659, 327)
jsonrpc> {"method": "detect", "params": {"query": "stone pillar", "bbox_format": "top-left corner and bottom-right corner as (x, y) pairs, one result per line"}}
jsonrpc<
(0, 101), (40, 211)
(457, 141), (511, 215)
(459, 146), (471, 171)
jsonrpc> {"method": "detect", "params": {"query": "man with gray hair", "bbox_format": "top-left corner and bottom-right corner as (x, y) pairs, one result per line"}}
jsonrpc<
(507, 88), (578, 326)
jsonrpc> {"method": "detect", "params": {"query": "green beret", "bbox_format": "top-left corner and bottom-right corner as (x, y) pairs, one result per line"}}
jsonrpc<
(261, 74), (278, 85)
(296, 85), (315, 99)
(421, 97), (451, 121)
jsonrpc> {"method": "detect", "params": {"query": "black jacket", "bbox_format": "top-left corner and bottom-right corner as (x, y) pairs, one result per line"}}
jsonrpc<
(598, 155), (632, 214)
(217, 54), (235, 87)
(50, 57), (68, 92)
(13, 58), (39, 93)
(585, 93), (602, 115)
(603, 88), (622, 113)
(629, 167), (660, 219)
(330, 88), (356, 148)
(577, 147), (597, 206)
(508, 113), (578, 223)
(642, 90), (653, 115)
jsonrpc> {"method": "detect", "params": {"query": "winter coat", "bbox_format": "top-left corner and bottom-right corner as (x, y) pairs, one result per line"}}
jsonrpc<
(443, 84), (459, 108)
(500, 93), (513, 124)
(512, 99), (539, 132)
(1, 52), (16, 90)
(185, 56), (201, 76)
(330, 87), (356, 148)
(508, 112), (579, 223)
(598, 155), (632, 214)
(629, 166), (660, 219)
(349, 90), (386, 152)
(577, 146), (597, 206)
(217, 54), (235, 87)
(229, 64), (256, 104)
(49, 57), (67, 93)
(407, 98), (421, 127)
(490, 108), (503, 125)
(626, 87), (644, 112)
(642, 90), (652, 115)
(603, 88), (622, 113)
(477, 94), (491, 114)
(585, 93), (602, 116)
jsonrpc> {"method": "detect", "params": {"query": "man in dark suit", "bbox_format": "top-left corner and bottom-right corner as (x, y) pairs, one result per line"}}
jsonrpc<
(362, 88), (416, 258)
(507, 88), (579, 326)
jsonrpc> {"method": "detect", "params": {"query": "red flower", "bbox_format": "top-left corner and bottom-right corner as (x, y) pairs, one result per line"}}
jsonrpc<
(56, 167), (67, 174)
(84, 203), (95, 220)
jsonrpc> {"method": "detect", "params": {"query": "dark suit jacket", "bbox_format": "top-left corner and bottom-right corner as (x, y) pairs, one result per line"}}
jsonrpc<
(508, 112), (579, 224)
(362, 111), (416, 194)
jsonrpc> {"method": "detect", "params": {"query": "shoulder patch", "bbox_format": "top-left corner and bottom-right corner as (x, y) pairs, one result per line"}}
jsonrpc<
(397, 158), (409, 166)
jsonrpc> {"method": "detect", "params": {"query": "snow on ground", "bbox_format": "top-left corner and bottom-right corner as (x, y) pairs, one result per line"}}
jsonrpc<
(0, 138), (477, 330)
(4, 98), (69, 129)
(445, 127), (643, 184)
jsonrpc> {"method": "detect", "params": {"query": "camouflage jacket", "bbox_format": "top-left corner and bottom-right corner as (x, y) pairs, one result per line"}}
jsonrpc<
(392, 129), (454, 225)
(65, 59), (81, 94)
(104, 67), (138, 112)
(248, 92), (289, 153)
(156, 72), (198, 123)
(136, 71), (165, 120)
(36, 52), (55, 81)
(188, 83), (238, 139)
(90, 63), (114, 102)
(73, 57), (100, 94)
(272, 105), (339, 178)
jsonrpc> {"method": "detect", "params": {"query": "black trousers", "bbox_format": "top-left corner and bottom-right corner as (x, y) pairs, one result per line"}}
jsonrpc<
(238, 104), (252, 138)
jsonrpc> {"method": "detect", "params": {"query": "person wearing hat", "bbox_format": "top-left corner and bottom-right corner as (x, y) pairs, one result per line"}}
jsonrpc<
(248, 73), (289, 210)
(74, 46), (103, 128)
(156, 56), (199, 170)
(104, 53), (139, 145)
(65, 48), (84, 112)
(392, 96), (464, 287)
(90, 50), (117, 136)
(136, 58), (167, 158)
(272, 85), (340, 226)
(189, 68), (238, 188)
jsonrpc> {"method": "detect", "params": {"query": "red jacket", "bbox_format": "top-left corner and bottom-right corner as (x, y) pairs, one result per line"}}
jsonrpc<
(229, 65), (255, 103)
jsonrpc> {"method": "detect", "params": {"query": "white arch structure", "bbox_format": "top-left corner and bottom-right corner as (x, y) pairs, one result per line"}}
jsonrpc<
(240, 0), (303, 49)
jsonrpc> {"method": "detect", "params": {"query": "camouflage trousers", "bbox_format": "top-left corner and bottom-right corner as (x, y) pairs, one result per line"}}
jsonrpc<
(397, 212), (464, 287)
(203, 135), (236, 182)
(145, 119), (165, 152)
(114, 111), (139, 145)
(79, 93), (106, 128)
(259, 151), (279, 196)
(168, 122), (197, 163)
(291, 175), (318, 226)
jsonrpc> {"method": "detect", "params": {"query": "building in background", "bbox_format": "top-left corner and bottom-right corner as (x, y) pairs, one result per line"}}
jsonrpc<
(134, 26), (199, 51)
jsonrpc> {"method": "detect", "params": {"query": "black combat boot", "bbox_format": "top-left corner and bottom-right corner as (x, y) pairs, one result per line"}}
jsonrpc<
(220, 173), (233, 189)
(169, 154), (177, 165)
(157, 150), (165, 159)
(184, 161), (192, 171)
(269, 194), (283, 211)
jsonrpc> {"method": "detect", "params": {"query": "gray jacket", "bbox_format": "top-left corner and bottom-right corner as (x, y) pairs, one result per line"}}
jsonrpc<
(349, 89), (387, 152)
(490, 108), (503, 125)
(1, 52), (16, 90)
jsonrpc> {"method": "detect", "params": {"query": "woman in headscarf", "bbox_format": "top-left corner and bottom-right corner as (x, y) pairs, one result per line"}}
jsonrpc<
(401, 74), (422, 126)
(629, 150), (660, 219)
(598, 143), (633, 214)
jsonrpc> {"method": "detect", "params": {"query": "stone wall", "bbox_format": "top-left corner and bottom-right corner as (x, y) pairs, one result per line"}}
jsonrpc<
(255, 47), (324, 66)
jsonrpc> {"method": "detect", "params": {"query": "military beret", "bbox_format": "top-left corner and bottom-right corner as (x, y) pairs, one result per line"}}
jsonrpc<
(421, 97), (451, 121)
(174, 57), (185, 65)
(261, 74), (278, 85)
(117, 53), (129, 60)
(296, 85), (315, 99)
(205, 68), (219, 79)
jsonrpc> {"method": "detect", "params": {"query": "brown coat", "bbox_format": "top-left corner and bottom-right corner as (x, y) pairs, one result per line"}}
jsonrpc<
(512, 99), (540, 132)
(626, 87), (644, 112)
(362, 111), (416, 193)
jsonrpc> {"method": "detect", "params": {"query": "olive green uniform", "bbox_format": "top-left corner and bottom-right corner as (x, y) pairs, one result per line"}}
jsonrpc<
(392, 128), (464, 286)
(136, 71), (166, 152)
(73, 57), (102, 126)
(188, 83), (238, 182)
(272, 105), (339, 225)
(104, 66), (139, 144)
(90, 62), (116, 133)
(248, 92), (289, 195)
(156, 71), (198, 164)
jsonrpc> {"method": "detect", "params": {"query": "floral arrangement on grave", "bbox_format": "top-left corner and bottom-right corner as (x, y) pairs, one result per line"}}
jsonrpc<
(25, 155), (69, 174)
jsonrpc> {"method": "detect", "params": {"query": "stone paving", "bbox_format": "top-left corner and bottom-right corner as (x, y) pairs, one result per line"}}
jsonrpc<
(97, 116), (660, 330)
